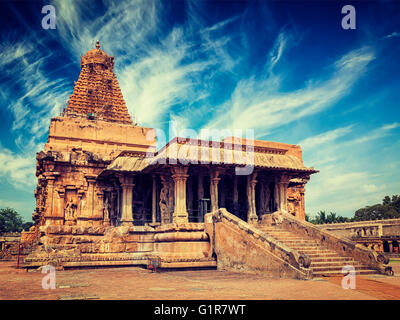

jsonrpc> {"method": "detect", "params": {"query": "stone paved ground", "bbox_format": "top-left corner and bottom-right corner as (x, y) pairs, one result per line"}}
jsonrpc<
(1, 261), (400, 300)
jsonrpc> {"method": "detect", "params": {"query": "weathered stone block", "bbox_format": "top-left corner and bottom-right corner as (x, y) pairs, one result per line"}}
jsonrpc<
(125, 243), (138, 252)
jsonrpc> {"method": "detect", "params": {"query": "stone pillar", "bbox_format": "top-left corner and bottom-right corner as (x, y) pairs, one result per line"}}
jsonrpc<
(171, 166), (189, 224)
(152, 174), (157, 224)
(280, 183), (287, 213)
(247, 172), (258, 224)
(119, 176), (134, 226)
(210, 168), (221, 212)
(299, 186), (306, 220)
(44, 172), (61, 225)
(389, 241), (393, 253)
(77, 187), (85, 220)
(55, 188), (66, 223)
(84, 175), (97, 219)
(275, 174), (290, 213)
(94, 189), (105, 222)
(378, 225), (383, 237)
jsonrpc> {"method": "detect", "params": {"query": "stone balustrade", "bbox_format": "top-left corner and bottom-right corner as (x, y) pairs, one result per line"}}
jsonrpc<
(204, 208), (312, 279)
(280, 212), (393, 275)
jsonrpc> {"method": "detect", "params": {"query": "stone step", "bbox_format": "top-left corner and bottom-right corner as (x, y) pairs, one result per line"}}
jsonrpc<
(291, 247), (328, 252)
(259, 227), (285, 230)
(280, 239), (318, 244)
(260, 231), (294, 235)
(312, 269), (378, 277)
(295, 249), (338, 254)
(306, 252), (348, 258)
(286, 245), (321, 250)
(256, 224), (380, 278)
(310, 261), (360, 268)
(268, 235), (307, 239)
(260, 230), (294, 233)
(262, 232), (294, 236)
(311, 264), (371, 273)
(270, 237), (311, 241)
(309, 256), (355, 263)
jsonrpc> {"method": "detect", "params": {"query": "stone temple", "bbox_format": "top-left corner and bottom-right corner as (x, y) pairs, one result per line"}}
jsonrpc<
(22, 42), (392, 278)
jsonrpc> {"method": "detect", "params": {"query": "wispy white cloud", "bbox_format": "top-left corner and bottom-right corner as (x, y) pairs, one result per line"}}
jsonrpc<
(301, 123), (400, 217)
(349, 122), (399, 145)
(201, 45), (375, 135)
(0, 40), (70, 150)
(384, 31), (400, 39)
(381, 122), (399, 130)
(267, 30), (294, 72)
(299, 125), (354, 149)
(0, 146), (36, 191)
(52, 0), (240, 128)
(118, 27), (213, 127)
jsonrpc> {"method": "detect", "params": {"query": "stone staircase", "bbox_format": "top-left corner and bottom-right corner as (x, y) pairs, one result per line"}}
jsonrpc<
(258, 224), (380, 277)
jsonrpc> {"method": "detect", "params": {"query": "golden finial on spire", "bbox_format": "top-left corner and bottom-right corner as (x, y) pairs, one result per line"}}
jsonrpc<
(96, 40), (100, 49)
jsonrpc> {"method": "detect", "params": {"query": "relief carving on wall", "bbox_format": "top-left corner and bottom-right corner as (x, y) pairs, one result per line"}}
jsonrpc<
(159, 175), (171, 224)
(287, 186), (302, 217)
(64, 198), (77, 225)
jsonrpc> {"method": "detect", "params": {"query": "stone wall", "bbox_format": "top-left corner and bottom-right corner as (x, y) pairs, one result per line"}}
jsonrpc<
(0, 233), (21, 259)
(317, 218), (400, 239)
(23, 223), (215, 269)
(204, 209), (312, 279)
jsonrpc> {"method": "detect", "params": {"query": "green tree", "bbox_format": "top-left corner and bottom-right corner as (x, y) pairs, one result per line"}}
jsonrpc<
(353, 195), (400, 221)
(0, 208), (29, 233)
(326, 212), (337, 224)
(309, 210), (350, 224)
(315, 210), (327, 224)
(22, 221), (34, 231)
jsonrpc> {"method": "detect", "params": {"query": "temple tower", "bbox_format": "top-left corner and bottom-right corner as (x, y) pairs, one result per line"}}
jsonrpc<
(33, 41), (156, 227)
(64, 40), (132, 124)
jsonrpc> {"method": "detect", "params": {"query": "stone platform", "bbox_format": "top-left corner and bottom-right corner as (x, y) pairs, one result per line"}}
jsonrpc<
(22, 223), (216, 270)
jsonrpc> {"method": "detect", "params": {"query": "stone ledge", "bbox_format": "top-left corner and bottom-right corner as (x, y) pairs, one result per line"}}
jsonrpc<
(154, 223), (205, 233)
(43, 225), (106, 235)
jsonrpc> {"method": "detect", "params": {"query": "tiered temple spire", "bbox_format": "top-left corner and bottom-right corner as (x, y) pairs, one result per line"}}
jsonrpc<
(64, 41), (133, 124)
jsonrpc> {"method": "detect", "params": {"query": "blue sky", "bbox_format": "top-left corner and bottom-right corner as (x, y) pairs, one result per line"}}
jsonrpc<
(0, 0), (399, 222)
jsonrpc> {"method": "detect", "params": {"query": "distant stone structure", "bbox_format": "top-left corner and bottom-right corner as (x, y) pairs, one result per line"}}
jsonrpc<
(22, 42), (392, 278)
(318, 218), (400, 255)
(0, 233), (20, 260)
